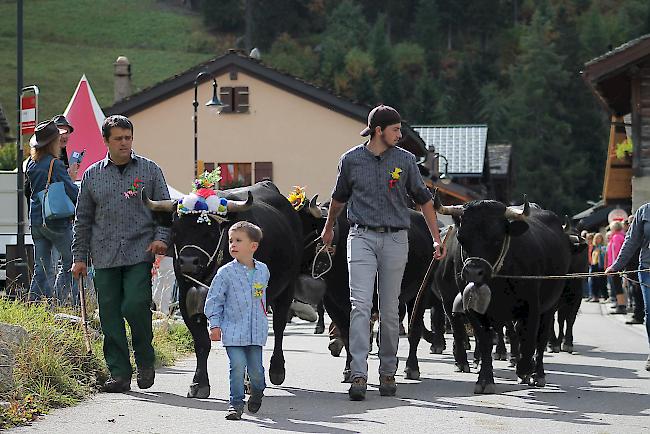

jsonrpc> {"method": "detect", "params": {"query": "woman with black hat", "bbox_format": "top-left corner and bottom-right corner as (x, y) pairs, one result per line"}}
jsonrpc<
(26, 120), (79, 304)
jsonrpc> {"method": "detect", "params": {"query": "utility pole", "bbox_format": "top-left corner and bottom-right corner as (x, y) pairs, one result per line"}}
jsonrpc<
(15, 0), (26, 293)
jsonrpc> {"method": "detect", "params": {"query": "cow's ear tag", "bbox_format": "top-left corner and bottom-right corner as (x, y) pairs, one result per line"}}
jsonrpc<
(507, 220), (529, 237)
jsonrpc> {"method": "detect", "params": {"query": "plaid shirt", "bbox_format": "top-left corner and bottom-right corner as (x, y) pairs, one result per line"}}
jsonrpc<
(71, 152), (171, 268)
(332, 144), (432, 229)
(204, 259), (270, 347)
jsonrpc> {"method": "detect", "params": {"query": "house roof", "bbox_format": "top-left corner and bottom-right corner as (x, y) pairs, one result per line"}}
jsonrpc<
(103, 50), (427, 158)
(412, 125), (488, 176)
(487, 143), (512, 177)
(582, 34), (650, 115)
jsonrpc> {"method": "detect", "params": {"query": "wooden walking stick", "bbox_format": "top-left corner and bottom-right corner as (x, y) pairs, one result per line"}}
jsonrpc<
(78, 275), (93, 355)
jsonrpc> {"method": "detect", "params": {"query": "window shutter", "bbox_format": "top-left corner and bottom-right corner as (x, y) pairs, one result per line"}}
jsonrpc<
(219, 87), (233, 113)
(204, 162), (215, 172)
(235, 87), (249, 113)
(254, 162), (273, 182)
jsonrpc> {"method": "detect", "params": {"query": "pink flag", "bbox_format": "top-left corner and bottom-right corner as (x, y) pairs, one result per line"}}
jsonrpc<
(63, 75), (106, 180)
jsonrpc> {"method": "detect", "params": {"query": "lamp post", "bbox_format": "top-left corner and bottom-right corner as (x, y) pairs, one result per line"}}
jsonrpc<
(193, 72), (224, 178)
(432, 152), (452, 185)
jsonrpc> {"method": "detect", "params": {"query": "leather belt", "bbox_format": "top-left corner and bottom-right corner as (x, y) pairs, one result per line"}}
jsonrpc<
(355, 224), (404, 233)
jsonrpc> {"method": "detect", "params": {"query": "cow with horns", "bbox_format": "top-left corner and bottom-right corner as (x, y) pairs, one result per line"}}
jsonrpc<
(144, 181), (303, 398)
(432, 191), (572, 393)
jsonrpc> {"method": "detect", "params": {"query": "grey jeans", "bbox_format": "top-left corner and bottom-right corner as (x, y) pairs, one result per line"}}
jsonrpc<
(347, 226), (409, 380)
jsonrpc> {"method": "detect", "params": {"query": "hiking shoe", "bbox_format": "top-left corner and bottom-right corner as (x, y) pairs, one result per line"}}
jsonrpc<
(137, 366), (155, 389)
(225, 406), (243, 420)
(248, 391), (263, 414)
(348, 377), (367, 401)
(379, 375), (397, 396)
(102, 376), (131, 393)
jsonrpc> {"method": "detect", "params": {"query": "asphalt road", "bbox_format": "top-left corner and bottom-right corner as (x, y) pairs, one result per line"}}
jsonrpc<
(13, 301), (650, 433)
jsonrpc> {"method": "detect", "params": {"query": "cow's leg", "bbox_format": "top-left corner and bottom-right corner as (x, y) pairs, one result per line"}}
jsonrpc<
(398, 301), (407, 336)
(515, 309), (540, 385)
(269, 286), (292, 385)
(429, 296), (447, 354)
(468, 314), (495, 394)
(179, 287), (211, 398)
(532, 311), (554, 387)
(315, 300), (325, 334)
(404, 296), (424, 380)
(451, 312), (471, 372)
(494, 326), (508, 361)
(506, 321), (520, 367)
(548, 312), (561, 353)
(323, 294), (352, 382)
(562, 297), (580, 353)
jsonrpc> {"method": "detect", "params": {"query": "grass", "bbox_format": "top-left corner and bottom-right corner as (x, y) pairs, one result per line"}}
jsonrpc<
(0, 0), (229, 134)
(0, 298), (194, 428)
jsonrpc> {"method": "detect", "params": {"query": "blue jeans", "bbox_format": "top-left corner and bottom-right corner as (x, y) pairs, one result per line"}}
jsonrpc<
(225, 345), (265, 410)
(30, 223), (78, 305)
(637, 272), (650, 348)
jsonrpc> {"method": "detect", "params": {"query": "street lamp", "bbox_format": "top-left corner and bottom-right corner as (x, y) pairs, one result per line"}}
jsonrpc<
(433, 152), (452, 185)
(193, 72), (224, 177)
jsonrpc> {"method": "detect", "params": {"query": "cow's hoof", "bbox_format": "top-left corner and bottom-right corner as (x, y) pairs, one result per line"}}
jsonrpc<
(430, 344), (445, 354)
(464, 340), (471, 350)
(455, 363), (471, 373)
(342, 369), (352, 383)
(550, 345), (560, 353)
(494, 352), (507, 361)
(473, 359), (480, 369)
(509, 358), (517, 368)
(519, 375), (531, 385)
(187, 383), (210, 399)
(314, 324), (325, 334)
(533, 375), (546, 387)
(561, 343), (573, 353)
(269, 370), (285, 385)
(328, 338), (344, 357)
(404, 367), (420, 380)
(474, 381), (495, 394)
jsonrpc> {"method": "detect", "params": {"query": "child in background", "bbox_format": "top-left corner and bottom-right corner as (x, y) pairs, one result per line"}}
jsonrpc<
(204, 221), (270, 420)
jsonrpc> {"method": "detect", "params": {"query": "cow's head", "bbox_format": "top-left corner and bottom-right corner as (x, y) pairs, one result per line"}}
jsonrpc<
(434, 189), (530, 286)
(563, 215), (588, 255)
(143, 190), (253, 284)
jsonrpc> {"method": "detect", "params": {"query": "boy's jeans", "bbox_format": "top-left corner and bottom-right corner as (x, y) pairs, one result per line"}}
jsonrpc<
(225, 345), (266, 410)
(637, 272), (650, 348)
(347, 226), (409, 380)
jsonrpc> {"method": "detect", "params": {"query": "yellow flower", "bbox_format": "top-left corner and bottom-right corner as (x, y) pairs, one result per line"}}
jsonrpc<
(287, 186), (306, 210)
(253, 289), (263, 298)
(253, 282), (265, 290)
(390, 167), (403, 180)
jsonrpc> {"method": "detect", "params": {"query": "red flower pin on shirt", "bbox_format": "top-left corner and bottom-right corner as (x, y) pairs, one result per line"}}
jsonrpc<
(123, 177), (144, 198)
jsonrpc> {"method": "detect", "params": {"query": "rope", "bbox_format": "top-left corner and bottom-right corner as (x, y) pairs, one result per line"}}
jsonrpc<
(311, 242), (333, 279)
(494, 267), (650, 280)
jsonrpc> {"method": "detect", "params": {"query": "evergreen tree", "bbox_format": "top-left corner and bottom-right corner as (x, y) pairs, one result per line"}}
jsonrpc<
(413, 0), (442, 68)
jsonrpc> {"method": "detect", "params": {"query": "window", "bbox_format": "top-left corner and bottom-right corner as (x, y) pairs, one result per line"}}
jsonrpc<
(254, 162), (273, 182)
(218, 163), (252, 188)
(219, 86), (249, 113)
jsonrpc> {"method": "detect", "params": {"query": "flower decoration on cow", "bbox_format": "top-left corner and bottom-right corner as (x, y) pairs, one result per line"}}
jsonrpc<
(176, 169), (229, 224)
(287, 186), (307, 211)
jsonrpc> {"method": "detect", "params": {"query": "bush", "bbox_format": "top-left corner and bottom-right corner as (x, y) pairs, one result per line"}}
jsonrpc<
(0, 143), (17, 171)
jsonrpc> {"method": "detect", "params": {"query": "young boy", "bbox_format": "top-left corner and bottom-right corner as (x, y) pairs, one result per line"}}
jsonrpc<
(204, 221), (270, 420)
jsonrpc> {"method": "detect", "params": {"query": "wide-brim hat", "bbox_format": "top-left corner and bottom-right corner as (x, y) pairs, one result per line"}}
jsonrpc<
(360, 105), (401, 136)
(29, 120), (67, 149)
(52, 114), (74, 133)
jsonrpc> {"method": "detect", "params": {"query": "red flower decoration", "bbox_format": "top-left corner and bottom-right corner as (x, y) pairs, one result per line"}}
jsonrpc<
(388, 179), (398, 189)
(195, 188), (216, 199)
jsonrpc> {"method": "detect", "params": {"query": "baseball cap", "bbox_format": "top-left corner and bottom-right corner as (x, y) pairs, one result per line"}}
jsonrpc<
(360, 105), (401, 136)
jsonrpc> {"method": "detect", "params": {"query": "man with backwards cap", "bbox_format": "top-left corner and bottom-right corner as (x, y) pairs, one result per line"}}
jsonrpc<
(321, 104), (445, 401)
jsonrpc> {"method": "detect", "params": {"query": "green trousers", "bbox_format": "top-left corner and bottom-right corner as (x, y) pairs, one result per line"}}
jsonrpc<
(94, 262), (154, 378)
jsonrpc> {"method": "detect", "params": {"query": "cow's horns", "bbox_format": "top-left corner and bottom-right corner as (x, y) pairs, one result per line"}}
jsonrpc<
(308, 195), (321, 218)
(504, 195), (530, 220)
(562, 215), (572, 233)
(227, 191), (253, 213)
(142, 189), (176, 212)
(432, 187), (464, 217)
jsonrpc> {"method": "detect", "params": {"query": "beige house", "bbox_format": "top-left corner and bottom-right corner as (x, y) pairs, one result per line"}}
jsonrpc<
(105, 51), (428, 199)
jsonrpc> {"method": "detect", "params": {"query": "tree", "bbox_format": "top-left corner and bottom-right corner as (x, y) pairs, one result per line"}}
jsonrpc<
(201, 0), (245, 32)
(413, 0), (442, 68)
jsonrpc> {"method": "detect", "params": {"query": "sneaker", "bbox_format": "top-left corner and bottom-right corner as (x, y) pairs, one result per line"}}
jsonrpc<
(137, 366), (155, 389)
(609, 305), (627, 315)
(348, 377), (367, 401)
(248, 391), (263, 414)
(379, 375), (397, 397)
(102, 376), (131, 393)
(225, 406), (243, 420)
(625, 317), (644, 325)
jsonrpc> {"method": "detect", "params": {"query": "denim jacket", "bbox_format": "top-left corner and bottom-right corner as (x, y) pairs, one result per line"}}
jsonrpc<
(204, 259), (270, 346)
(26, 155), (79, 227)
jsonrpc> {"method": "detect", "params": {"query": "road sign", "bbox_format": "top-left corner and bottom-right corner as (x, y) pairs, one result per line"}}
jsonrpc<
(20, 94), (37, 135)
